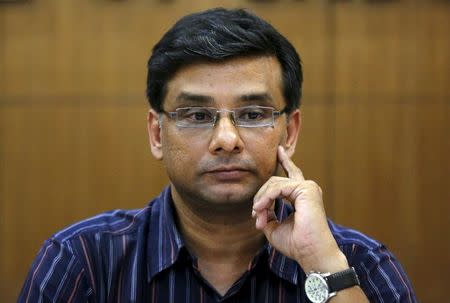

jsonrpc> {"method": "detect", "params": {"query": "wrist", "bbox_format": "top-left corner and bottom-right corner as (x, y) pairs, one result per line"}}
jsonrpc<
(297, 249), (349, 274)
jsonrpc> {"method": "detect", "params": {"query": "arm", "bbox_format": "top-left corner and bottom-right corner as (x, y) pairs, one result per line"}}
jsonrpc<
(18, 239), (91, 303)
(252, 146), (416, 302)
(351, 244), (417, 303)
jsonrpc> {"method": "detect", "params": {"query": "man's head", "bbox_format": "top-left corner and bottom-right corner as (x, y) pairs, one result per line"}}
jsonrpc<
(146, 8), (302, 114)
(146, 8), (302, 214)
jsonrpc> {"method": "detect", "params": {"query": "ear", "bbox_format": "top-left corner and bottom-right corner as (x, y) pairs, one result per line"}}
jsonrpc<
(147, 109), (163, 160)
(284, 109), (301, 158)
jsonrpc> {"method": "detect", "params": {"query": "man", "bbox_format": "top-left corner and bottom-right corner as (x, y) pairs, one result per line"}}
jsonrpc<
(19, 8), (417, 303)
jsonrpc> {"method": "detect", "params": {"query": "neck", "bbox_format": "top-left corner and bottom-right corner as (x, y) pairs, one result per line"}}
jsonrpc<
(170, 186), (267, 295)
(171, 186), (265, 262)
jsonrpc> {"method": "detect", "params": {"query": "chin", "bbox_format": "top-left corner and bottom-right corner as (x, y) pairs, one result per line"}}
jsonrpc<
(171, 177), (263, 209)
(201, 183), (257, 204)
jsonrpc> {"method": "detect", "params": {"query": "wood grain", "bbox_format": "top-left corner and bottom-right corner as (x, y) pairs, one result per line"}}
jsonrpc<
(0, 1), (448, 301)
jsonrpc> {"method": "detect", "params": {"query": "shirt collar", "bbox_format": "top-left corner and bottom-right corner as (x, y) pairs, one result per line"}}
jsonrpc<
(147, 186), (185, 282)
(147, 186), (301, 285)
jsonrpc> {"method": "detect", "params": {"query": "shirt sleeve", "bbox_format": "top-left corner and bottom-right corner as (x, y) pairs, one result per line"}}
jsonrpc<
(17, 238), (92, 303)
(346, 243), (418, 303)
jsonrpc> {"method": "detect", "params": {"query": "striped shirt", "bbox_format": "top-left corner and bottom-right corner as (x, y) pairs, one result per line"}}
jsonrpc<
(19, 186), (417, 302)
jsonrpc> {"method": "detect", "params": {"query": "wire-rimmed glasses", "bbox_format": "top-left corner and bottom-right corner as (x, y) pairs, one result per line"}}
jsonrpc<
(161, 105), (286, 128)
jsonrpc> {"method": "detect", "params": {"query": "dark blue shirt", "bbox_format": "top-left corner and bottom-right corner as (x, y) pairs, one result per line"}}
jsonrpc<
(19, 186), (417, 302)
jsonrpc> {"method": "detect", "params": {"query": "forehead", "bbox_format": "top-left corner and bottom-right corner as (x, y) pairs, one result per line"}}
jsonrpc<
(164, 56), (285, 108)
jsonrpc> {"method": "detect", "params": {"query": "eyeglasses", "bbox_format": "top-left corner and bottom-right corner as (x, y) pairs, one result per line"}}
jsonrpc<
(161, 105), (286, 128)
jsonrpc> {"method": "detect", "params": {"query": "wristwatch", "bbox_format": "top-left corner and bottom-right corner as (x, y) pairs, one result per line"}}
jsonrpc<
(304, 267), (360, 303)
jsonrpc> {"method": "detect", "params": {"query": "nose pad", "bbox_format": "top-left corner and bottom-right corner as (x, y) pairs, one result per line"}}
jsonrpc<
(213, 110), (236, 127)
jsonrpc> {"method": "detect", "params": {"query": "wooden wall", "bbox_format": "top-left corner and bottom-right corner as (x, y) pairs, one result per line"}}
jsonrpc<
(0, 1), (448, 302)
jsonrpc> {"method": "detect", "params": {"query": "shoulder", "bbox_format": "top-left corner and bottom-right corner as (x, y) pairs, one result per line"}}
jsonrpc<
(327, 219), (392, 267)
(51, 206), (152, 244)
(18, 194), (167, 302)
(50, 191), (168, 248)
(327, 220), (418, 302)
(327, 219), (382, 250)
(17, 208), (151, 303)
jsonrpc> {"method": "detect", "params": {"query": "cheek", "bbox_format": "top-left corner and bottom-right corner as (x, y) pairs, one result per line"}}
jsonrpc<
(162, 145), (194, 183)
(246, 135), (279, 176)
(161, 133), (206, 170)
(163, 142), (190, 165)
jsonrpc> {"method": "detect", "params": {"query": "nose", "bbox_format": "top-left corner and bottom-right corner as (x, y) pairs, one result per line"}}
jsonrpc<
(208, 113), (243, 154)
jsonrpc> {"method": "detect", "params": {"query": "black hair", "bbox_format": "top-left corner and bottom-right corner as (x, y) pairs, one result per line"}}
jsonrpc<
(146, 8), (302, 113)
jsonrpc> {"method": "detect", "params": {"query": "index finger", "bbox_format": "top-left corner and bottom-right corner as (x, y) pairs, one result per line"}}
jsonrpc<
(277, 145), (305, 181)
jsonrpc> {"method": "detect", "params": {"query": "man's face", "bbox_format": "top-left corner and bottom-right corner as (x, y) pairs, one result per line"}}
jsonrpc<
(148, 56), (300, 209)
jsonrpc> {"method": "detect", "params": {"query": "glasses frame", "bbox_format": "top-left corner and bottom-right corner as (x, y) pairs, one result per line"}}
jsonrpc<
(161, 105), (287, 128)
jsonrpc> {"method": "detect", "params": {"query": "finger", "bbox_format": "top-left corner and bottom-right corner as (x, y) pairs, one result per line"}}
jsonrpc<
(253, 179), (303, 211)
(253, 176), (286, 206)
(254, 209), (268, 229)
(278, 145), (305, 181)
(262, 219), (280, 239)
(254, 209), (277, 230)
(262, 214), (295, 252)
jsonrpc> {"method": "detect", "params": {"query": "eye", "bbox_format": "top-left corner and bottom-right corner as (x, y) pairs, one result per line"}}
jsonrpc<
(192, 111), (207, 121)
(238, 107), (267, 121)
(183, 108), (214, 122)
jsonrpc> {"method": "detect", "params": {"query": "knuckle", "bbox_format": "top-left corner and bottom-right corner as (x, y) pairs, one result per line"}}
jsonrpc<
(303, 180), (322, 193)
(304, 180), (317, 187)
(292, 187), (304, 198)
(267, 176), (282, 183)
(266, 180), (281, 193)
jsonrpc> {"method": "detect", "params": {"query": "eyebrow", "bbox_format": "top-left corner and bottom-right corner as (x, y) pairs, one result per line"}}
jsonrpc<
(174, 91), (275, 106)
(238, 93), (274, 105)
(175, 92), (214, 105)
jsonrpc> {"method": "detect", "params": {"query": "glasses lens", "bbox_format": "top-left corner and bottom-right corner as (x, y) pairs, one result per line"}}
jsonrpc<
(172, 106), (278, 128)
(234, 106), (274, 127)
(176, 107), (216, 128)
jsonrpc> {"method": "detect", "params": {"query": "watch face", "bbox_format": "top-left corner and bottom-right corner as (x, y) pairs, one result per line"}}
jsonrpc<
(305, 273), (329, 303)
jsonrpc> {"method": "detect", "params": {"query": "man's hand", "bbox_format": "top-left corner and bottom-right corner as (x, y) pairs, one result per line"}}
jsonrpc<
(252, 146), (348, 273)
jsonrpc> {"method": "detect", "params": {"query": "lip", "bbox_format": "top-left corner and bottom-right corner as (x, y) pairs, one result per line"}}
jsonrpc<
(205, 166), (250, 180)
(208, 165), (248, 173)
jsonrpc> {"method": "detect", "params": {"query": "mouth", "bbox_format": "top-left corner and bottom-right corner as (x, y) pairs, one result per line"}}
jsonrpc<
(206, 166), (251, 181)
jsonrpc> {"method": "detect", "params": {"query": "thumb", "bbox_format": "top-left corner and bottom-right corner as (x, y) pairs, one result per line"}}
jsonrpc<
(261, 209), (282, 244)
(262, 219), (281, 244)
(262, 214), (295, 255)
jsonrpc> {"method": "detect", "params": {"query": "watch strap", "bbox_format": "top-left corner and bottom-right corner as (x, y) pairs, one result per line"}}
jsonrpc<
(328, 267), (360, 293)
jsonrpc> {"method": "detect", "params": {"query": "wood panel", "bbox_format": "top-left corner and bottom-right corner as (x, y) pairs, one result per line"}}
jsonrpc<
(0, 1), (449, 302)
(0, 103), (169, 300)
(334, 2), (450, 104)
(332, 3), (450, 302)
(333, 102), (449, 302)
